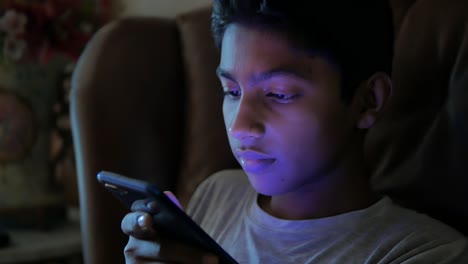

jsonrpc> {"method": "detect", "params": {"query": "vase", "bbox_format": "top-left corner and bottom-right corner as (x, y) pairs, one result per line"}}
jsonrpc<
(0, 60), (66, 229)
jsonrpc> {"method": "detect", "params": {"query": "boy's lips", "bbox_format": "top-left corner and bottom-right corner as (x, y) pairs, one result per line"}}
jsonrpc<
(235, 149), (276, 172)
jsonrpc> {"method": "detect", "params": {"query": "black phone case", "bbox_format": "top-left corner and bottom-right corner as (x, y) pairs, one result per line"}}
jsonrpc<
(97, 171), (238, 264)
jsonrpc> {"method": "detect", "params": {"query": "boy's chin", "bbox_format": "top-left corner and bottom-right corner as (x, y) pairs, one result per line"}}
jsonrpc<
(247, 175), (288, 197)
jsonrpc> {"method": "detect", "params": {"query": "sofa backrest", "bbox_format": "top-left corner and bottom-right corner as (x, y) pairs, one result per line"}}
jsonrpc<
(366, 0), (468, 235)
(71, 17), (186, 264)
(71, 1), (468, 263)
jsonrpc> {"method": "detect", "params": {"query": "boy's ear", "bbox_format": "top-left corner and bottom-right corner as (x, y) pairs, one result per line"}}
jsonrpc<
(355, 72), (392, 129)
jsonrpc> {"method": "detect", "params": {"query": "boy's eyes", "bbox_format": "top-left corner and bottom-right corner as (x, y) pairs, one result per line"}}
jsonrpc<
(222, 88), (300, 104)
(265, 92), (300, 103)
(223, 89), (241, 98)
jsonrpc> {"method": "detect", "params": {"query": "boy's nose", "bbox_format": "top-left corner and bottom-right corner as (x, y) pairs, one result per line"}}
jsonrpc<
(228, 101), (264, 141)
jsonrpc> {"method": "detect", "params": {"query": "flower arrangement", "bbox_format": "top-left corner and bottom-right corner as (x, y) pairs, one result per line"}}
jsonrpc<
(0, 0), (111, 65)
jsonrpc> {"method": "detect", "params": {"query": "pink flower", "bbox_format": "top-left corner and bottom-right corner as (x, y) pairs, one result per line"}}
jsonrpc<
(3, 36), (27, 61)
(0, 0), (111, 64)
(0, 10), (27, 36)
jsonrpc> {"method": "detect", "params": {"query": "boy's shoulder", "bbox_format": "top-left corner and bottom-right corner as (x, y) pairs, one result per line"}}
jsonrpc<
(192, 169), (252, 204)
(186, 171), (468, 262)
(186, 169), (252, 216)
(201, 169), (250, 189)
(375, 198), (464, 240)
(353, 197), (468, 262)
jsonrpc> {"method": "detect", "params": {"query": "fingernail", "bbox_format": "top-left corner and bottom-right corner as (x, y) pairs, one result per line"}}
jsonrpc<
(137, 215), (149, 230)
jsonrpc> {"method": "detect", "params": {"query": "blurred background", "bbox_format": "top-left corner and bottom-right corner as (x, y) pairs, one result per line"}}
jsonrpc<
(0, 0), (212, 263)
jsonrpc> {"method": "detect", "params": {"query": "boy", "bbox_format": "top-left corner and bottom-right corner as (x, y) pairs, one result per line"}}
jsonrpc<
(121, 0), (468, 263)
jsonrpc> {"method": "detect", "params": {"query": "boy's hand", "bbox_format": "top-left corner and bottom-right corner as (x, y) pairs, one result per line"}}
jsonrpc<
(121, 191), (219, 264)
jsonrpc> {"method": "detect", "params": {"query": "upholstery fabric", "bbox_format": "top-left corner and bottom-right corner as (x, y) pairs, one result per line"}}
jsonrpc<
(390, 0), (417, 36)
(71, 17), (184, 264)
(366, 0), (468, 234)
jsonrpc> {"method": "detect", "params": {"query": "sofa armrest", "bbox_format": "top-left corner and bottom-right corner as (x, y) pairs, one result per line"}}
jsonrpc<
(70, 17), (184, 264)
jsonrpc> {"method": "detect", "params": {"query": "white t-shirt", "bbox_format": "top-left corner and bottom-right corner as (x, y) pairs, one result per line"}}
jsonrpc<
(187, 169), (468, 263)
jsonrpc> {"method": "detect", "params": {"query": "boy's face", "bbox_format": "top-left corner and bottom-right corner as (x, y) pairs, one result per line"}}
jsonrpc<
(217, 24), (360, 196)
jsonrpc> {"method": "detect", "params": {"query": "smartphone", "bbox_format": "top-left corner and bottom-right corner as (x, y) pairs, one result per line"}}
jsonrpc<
(97, 171), (238, 264)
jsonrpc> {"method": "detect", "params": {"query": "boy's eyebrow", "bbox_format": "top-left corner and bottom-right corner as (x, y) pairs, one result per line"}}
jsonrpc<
(250, 68), (309, 84)
(216, 67), (236, 82)
(216, 66), (310, 84)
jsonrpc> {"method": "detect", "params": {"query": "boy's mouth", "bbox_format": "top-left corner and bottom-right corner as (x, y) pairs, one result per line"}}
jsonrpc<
(235, 149), (276, 172)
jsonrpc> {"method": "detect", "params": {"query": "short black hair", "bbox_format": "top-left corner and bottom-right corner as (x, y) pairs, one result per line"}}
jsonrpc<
(211, 0), (394, 103)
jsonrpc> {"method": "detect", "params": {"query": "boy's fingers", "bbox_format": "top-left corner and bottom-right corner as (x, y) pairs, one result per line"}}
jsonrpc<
(158, 238), (220, 264)
(130, 192), (180, 213)
(121, 212), (157, 239)
(125, 236), (219, 264)
(124, 236), (162, 260)
(130, 198), (159, 213)
(164, 191), (183, 209)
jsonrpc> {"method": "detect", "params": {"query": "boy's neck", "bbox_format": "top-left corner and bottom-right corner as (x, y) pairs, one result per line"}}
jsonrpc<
(258, 185), (379, 220)
(257, 154), (379, 220)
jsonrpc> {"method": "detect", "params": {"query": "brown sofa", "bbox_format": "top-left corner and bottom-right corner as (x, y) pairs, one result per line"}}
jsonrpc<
(70, 1), (468, 263)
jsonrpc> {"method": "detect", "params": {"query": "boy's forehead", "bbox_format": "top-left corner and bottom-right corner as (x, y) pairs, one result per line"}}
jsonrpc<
(222, 23), (336, 62)
(221, 24), (313, 60)
(220, 26), (305, 69)
(219, 24), (339, 80)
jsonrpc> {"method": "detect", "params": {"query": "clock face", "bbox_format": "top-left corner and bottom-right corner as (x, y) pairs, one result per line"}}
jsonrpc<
(0, 90), (37, 163)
